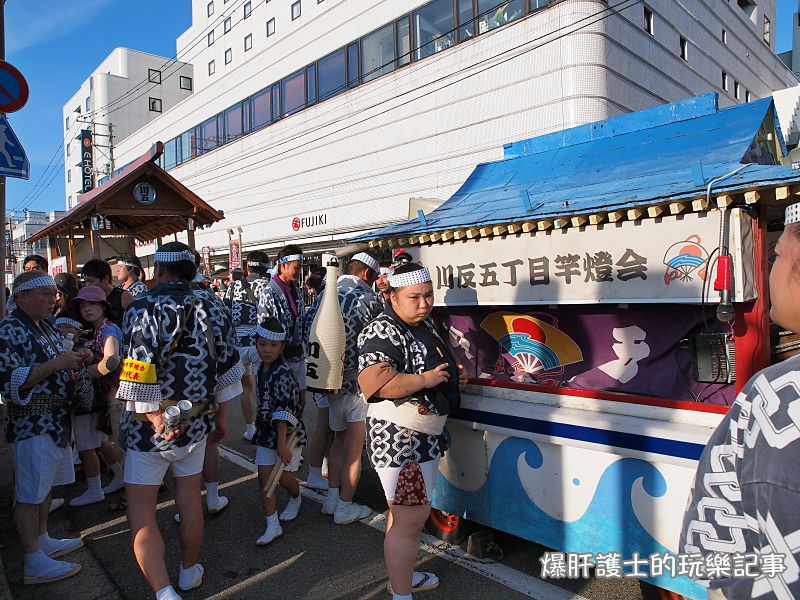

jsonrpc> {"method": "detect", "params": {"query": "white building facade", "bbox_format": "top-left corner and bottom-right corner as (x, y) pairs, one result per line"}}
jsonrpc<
(62, 48), (194, 210)
(99, 0), (795, 262)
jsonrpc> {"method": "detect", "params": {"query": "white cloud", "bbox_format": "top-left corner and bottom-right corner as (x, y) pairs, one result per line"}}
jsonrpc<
(6, 0), (114, 54)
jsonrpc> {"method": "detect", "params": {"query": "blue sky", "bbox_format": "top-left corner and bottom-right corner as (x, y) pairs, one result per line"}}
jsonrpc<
(2, 0), (798, 215)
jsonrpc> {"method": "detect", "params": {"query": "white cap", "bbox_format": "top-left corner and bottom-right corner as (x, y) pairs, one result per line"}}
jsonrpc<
(388, 266), (431, 288)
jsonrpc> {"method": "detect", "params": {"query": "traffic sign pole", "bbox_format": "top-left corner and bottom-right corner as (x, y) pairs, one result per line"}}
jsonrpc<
(1, 0), (7, 318)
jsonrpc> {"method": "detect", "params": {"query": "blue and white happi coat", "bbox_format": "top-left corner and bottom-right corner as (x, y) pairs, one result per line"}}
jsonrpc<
(0, 309), (72, 447)
(257, 278), (306, 360)
(125, 279), (150, 299)
(118, 280), (244, 452)
(252, 359), (307, 451)
(224, 277), (268, 347)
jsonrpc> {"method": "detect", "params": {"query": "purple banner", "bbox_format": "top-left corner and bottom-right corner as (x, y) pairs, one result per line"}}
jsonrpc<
(437, 304), (733, 406)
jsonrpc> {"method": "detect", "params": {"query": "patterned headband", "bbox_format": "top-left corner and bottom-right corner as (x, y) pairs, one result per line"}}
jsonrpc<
(255, 325), (286, 341)
(388, 267), (431, 288)
(276, 254), (303, 265)
(154, 250), (196, 263)
(56, 317), (83, 329)
(786, 202), (800, 225)
(379, 267), (393, 276)
(13, 275), (57, 294)
(352, 252), (379, 273)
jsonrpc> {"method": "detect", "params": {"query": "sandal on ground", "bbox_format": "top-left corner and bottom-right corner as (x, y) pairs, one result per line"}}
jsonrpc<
(386, 571), (440, 594)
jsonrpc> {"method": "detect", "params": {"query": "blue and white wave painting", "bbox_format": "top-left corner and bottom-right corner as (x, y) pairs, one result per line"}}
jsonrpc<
(433, 436), (706, 599)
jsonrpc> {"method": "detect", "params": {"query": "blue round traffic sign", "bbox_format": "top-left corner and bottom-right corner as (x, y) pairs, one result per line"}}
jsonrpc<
(0, 61), (28, 113)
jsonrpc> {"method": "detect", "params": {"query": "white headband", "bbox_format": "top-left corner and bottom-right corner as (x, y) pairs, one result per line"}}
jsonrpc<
(786, 202), (800, 225)
(388, 267), (431, 288)
(379, 267), (393, 276)
(277, 254), (303, 265)
(117, 260), (138, 269)
(56, 317), (83, 329)
(154, 250), (196, 263)
(247, 261), (267, 268)
(352, 252), (379, 273)
(13, 275), (57, 295)
(255, 325), (286, 341)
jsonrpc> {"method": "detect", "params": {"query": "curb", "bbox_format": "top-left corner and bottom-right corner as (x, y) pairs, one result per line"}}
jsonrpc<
(0, 554), (12, 600)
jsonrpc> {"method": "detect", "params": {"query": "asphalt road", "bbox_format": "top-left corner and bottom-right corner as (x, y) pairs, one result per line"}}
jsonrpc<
(0, 397), (653, 600)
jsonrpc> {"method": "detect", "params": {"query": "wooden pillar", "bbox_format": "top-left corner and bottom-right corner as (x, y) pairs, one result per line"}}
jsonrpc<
(90, 229), (101, 259)
(187, 227), (196, 250)
(67, 232), (76, 273)
(129, 235), (137, 256)
(48, 236), (58, 262)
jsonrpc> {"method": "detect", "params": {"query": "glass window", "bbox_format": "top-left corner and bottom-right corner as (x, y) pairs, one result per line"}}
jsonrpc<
(65, 116), (70, 130)
(746, 90), (752, 102)
(224, 16), (231, 33)
(396, 16), (411, 67)
(763, 15), (770, 44)
(282, 70), (306, 116)
(245, 33), (253, 50)
(347, 42), (359, 88)
(267, 18), (276, 37)
(362, 24), (395, 83)
(192, 126), (202, 157)
(201, 115), (219, 151)
(85, 96), (90, 111)
(413, 0), (455, 61)
(180, 76), (193, 90)
(149, 97), (162, 112)
(67, 170), (71, 183)
(271, 83), (281, 121)
(244, 1), (252, 18)
(250, 87), (272, 129)
(148, 69), (162, 83)
(317, 48), (346, 100)
(680, 36), (688, 61)
(164, 138), (178, 169)
(477, 0), (524, 34)
(734, 81), (741, 100)
(207, 1), (214, 16)
(208, 60), (215, 75)
(225, 48), (233, 64)
(66, 142), (71, 156)
(529, 0), (549, 10)
(306, 64), (317, 105)
(179, 131), (191, 163)
(458, 0), (474, 41)
(291, 1), (301, 20)
(208, 30), (215, 46)
(225, 103), (244, 141)
(721, 27), (727, 44)
(722, 71), (728, 91)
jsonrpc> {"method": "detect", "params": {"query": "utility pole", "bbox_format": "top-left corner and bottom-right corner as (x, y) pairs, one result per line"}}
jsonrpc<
(0, 0), (7, 318)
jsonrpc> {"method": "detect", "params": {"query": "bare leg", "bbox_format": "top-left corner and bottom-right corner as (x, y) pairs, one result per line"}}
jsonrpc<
(257, 466), (277, 516)
(79, 449), (101, 479)
(174, 473), (204, 568)
(38, 492), (51, 536)
(240, 372), (255, 425)
(99, 440), (122, 468)
(126, 483), (169, 594)
(202, 437), (219, 484)
(327, 431), (345, 490)
(307, 406), (332, 470)
(13, 502), (42, 553)
(279, 471), (299, 498)
(339, 420), (366, 502)
(384, 502), (431, 596)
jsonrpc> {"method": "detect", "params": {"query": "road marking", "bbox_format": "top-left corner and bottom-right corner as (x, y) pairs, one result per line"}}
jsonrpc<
(219, 445), (588, 600)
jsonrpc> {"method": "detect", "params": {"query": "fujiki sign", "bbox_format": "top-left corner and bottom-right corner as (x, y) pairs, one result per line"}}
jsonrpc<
(80, 130), (93, 193)
(411, 209), (756, 306)
(291, 213), (327, 232)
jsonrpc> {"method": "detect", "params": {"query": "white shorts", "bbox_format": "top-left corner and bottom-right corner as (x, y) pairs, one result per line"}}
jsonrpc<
(73, 413), (104, 451)
(124, 437), (208, 485)
(11, 435), (75, 504)
(288, 359), (306, 391)
(328, 392), (368, 432)
(375, 458), (439, 503)
(255, 445), (303, 472)
(313, 393), (329, 409)
(239, 345), (260, 374)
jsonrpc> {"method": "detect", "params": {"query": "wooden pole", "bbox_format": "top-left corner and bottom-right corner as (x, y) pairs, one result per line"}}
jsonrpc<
(67, 232), (76, 273)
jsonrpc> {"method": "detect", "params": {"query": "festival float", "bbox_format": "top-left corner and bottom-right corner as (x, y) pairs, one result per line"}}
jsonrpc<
(356, 93), (799, 598)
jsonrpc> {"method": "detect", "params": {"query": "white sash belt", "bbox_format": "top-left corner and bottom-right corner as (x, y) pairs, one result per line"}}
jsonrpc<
(367, 400), (446, 436)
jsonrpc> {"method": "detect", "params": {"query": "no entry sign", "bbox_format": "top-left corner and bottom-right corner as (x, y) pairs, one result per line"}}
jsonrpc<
(0, 61), (28, 113)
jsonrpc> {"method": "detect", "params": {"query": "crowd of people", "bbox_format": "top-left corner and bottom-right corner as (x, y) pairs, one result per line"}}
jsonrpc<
(0, 243), (464, 600)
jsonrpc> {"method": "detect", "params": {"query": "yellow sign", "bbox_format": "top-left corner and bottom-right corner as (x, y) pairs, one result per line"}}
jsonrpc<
(119, 359), (156, 384)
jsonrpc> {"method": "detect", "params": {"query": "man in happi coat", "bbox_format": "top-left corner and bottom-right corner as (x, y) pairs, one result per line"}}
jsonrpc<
(118, 242), (243, 600)
(0, 271), (93, 584)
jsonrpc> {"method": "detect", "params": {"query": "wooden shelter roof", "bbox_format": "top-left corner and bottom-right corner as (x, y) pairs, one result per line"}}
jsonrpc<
(29, 142), (222, 244)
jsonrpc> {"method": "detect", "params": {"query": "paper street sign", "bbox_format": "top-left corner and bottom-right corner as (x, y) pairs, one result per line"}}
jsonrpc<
(0, 115), (29, 179)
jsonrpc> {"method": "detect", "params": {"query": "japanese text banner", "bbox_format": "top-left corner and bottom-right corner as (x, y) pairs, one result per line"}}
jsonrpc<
(411, 210), (755, 306)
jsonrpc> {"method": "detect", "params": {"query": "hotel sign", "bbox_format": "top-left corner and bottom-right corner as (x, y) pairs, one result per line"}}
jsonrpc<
(411, 210), (756, 306)
(80, 129), (93, 193)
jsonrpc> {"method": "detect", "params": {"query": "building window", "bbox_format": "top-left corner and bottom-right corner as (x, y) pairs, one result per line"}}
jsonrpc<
(208, 30), (215, 46)
(282, 70), (306, 116)
(224, 16), (231, 33)
(66, 142), (71, 156)
(180, 75), (193, 90)
(245, 33), (253, 51)
(85, 96), (90, 111)
(413, 0), (455, 61)
(266, 18), (275, 37)
(225, 102), (244, 141)
(477, 0), (523, 34)
(67, 170), (71, 183)
(250, 87), (272, 130)
(68, 195), (72, 207)
(643, 6), (654, 36)
(65, 116), (70, 130)
(679, 36), (688, 61)
(721, 28), (727, 44)
(722, 71), (728, 92)
(317, 48), (345, 101)
(148, 68), (162, 84)
(734, 81), (741, 100)
(362, 23), (395, 83)
(244, 1), (252, 18)
(763, 16), (770, 44)
(209, 60), (216, 75)
(207, 1), (214, 16)
(291, 1), (301, 20)
(149, 97), (163, 112)
(746, 90), (752, 102)
(397, 16), (411, 66)
(225, 48), (233, 64)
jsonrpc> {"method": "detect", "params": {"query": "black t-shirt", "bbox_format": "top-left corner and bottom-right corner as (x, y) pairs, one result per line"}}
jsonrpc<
(106, 286), (124, 327)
